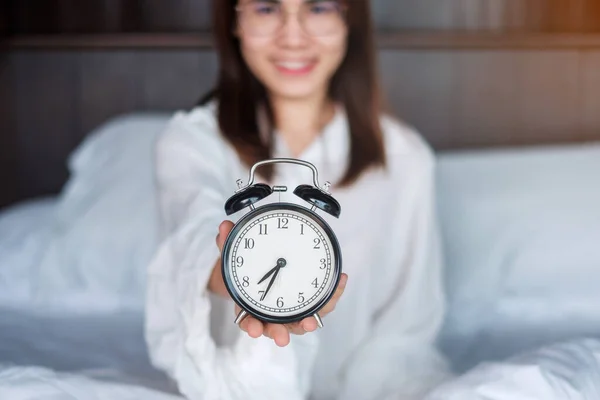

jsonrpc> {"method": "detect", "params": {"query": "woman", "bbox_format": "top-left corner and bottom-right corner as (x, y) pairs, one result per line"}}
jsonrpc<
(145, 0), (451, 399)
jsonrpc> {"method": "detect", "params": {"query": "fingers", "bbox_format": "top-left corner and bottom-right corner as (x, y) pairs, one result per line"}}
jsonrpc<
(246, 318), (263, 338)
(238, 315), (290, 347)
(216, 220), (234, 252)
(235, 305), (262, 338)
(238, 315), (264, 338)
(234, 303), (292, 347)
(301, 317), (318, 333)
(264, 324), (290, 347)
(319, 273), (348, 316)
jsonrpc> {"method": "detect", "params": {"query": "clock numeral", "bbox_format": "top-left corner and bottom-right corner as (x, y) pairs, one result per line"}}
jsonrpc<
(277, 297), (284, 308)
(320, 258), (326, 269)
(236, 256), (244, 268)
(258, 290), (265, 300)
(300, 224), (305, 235)
(312, 278), (319, 289)
(259, 223), (268, 235)
(244, 238), (255, 249)
(278, 218), (289, 229)
(313, 238), (321, 249)
(297, 292), (305, 303)
(242, 276), (250, 287)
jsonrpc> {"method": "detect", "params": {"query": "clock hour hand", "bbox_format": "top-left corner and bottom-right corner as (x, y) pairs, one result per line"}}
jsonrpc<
(260, 266), (280, 301)
(257, 264), (279, 285)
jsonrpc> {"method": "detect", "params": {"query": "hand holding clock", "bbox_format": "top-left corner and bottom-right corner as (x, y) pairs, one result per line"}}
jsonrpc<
(212, 220), (348, 347)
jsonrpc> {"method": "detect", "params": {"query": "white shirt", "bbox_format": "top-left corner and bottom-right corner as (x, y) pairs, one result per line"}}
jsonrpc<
(144, 103), (452, 400)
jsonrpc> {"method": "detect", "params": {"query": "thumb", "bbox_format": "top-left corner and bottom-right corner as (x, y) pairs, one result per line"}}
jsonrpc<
(216, 220), (235, 252)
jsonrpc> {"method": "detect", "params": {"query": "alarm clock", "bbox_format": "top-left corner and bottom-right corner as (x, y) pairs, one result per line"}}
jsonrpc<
(221, 158), (342, 328)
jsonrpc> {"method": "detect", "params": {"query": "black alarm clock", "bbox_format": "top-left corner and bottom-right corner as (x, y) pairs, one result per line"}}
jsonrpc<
(221, 158), (342, 328)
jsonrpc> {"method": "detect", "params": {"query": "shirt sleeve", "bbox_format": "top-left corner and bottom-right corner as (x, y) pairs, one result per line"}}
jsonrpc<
(335, 144), (454, 400)
(144, 111), (319, 400)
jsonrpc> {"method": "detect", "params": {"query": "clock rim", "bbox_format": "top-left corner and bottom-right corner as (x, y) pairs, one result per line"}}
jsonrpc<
(221, 202), (342, 325)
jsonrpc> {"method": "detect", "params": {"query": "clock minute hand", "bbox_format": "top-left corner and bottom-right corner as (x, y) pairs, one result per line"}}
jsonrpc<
(260, 266), (280, 301)
(257, 264), (279, 285)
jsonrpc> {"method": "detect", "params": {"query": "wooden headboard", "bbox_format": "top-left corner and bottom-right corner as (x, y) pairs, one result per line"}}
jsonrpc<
(2, 0), (600, 209)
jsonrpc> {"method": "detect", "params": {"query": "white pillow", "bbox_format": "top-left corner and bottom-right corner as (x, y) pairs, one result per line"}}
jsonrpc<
(0, 197), (56, 308)
(436, 142), (600, 372)
(32, 113), (172, 311)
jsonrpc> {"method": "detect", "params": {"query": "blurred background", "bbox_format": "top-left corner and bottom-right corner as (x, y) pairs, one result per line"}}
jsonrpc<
(1, 0), (600, 210)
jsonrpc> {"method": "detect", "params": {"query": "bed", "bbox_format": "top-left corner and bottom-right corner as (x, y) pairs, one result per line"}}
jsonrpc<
(1, 113), (600, 399)
(0, 115), (183, 399)
(0, 308), (178, 399)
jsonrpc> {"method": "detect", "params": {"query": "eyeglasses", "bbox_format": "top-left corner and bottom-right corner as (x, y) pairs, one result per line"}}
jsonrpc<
(235, 0), (347, 37)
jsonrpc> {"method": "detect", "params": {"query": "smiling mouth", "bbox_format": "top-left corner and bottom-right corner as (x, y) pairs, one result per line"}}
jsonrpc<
(274, 60), (317, 76)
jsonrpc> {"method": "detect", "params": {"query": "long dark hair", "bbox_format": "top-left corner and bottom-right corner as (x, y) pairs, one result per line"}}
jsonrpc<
(200, 0), (386, 187)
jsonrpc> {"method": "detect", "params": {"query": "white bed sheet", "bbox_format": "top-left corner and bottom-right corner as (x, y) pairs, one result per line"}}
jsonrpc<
(0, 198), (183, 398)
(0, 367), (180, 400)
(425, 338), (600, 400)
(0, 307), (181, 399)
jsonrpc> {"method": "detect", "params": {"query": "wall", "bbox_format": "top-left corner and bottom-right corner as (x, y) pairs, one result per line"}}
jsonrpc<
(6, 1), (600, 33)
(1, 1), (600, 208)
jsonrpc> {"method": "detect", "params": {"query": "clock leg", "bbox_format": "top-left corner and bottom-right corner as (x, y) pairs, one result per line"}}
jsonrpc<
(234, 310), (248, 325)
(313, 313), (324, 329)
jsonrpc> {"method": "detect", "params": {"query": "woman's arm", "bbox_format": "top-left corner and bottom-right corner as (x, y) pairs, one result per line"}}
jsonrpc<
(144, 111), (318, 400)
(335, 144), (453, 400)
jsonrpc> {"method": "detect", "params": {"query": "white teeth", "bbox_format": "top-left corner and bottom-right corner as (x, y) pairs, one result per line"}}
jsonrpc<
(277, 61), (310, 70)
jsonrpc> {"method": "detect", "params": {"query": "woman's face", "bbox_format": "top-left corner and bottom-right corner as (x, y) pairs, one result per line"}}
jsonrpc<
(236, 0), (348, 101)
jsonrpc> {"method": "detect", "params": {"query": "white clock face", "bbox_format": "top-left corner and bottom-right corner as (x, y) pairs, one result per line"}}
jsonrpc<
(223, 206), (339, 319)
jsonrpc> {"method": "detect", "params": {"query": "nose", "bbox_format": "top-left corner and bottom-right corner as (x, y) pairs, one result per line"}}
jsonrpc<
(277, 10), (309, 47)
